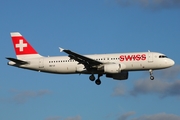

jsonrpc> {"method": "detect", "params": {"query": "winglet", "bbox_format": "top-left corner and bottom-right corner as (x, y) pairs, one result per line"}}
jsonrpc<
(59, 47), (64, 52)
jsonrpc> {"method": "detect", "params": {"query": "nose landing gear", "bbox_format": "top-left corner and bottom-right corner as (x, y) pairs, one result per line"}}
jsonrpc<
(149, 69), (154, 80)
(150, 76), (154, 80)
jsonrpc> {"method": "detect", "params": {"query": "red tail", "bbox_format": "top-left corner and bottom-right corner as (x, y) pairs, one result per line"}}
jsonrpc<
(10, 32), (42, 59)
(11, 32), (38, 55)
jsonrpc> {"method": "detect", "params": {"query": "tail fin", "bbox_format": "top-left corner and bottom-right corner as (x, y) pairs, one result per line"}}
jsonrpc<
(10, 32), (42, 59)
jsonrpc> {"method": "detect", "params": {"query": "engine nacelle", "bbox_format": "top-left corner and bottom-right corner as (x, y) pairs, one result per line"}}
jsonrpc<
(76, 66), (87, 73)
(104, 63), (126, 74)
(106, 71), (128, 80)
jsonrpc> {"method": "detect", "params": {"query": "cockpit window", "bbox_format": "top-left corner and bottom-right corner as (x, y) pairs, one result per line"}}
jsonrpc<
(159, 55), (168, 58)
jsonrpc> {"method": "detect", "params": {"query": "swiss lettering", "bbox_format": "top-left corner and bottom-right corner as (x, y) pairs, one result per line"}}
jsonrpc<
(120, 54), (146, 61)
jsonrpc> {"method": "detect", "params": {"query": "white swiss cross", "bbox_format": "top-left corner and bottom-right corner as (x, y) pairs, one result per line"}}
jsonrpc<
(16, 40), (27, 51)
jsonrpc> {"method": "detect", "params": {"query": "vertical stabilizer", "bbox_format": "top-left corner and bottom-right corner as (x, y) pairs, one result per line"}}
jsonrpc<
(10, 32), (42, 59)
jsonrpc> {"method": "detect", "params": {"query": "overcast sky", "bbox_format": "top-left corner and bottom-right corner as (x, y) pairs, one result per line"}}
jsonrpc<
(1, 0), (180, 120)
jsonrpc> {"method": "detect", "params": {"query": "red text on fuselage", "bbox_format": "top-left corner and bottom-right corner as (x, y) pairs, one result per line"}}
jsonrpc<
(120, 54), (146, 61)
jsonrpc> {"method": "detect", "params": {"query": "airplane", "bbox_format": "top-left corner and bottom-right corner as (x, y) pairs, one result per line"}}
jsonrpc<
(7, 32), (175, 85)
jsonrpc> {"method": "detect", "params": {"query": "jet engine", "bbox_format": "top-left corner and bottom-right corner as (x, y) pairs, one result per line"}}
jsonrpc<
(104, 63), (126, 74)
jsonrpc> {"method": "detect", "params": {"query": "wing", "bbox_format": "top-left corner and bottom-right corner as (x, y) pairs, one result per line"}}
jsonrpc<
(59, 47), (103, 69)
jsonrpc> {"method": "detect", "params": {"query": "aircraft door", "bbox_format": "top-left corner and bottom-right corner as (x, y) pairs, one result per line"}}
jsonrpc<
(39, 58), (44, 68)
(148, 53), (153, 62)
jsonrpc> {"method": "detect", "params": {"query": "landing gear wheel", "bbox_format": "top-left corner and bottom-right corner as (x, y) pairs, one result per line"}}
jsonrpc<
(150, 76), (154, 80)
(89, 74), (95, 81)
(95, 79), (101, 85)
(149, 69), (154, 80)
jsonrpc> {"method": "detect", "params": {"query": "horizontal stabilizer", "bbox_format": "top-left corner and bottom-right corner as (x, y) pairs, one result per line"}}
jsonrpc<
(6, 57), (29, 65)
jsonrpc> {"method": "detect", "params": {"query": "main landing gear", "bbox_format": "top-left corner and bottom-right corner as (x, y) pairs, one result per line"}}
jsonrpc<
(89, 74), (95, 81)
(149, 69), (154, 80)
(89, 74), (102, 85)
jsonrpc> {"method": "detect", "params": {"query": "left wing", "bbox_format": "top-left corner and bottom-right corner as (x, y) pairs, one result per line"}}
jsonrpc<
(59, 47), (103, 69)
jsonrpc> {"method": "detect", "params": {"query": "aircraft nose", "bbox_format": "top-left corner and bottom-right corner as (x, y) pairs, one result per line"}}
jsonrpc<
(169, 59), (175, 66)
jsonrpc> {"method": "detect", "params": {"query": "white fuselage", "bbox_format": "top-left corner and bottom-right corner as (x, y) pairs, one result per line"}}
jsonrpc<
(9, 52), (174, 74)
